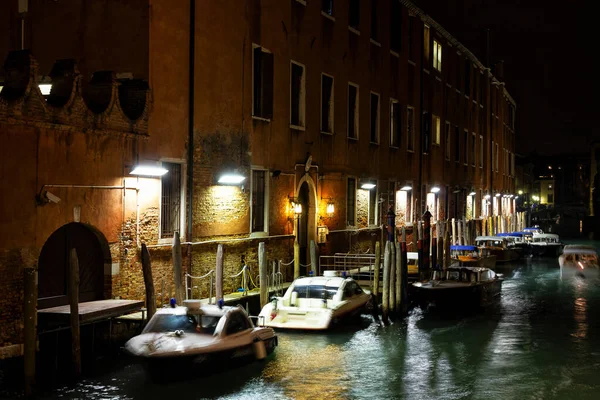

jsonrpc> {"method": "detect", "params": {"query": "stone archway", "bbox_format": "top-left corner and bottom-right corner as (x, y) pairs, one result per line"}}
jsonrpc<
(38, 223), (111, 309)
(296, 174), (318, 272)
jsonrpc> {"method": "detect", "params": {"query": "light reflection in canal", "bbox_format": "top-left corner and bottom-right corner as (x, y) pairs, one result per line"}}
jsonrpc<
(4, 242), (600, 400)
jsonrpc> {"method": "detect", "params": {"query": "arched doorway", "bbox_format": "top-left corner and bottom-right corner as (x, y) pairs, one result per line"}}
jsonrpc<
(296, 174), (318, 275)
(38, 223), (110, 309)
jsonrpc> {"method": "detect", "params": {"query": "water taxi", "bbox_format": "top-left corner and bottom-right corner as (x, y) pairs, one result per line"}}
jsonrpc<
(475, 236), (522, 262)
(559, 244), (599, 279)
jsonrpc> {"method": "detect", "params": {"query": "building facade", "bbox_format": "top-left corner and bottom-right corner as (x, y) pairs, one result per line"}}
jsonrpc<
(0, 0), (517, 357)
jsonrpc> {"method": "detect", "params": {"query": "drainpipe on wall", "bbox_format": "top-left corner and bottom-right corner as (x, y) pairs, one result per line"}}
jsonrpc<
(417, 21), (425, 219)
(18, 0), (28, 50)
(187, 0), (196, 285)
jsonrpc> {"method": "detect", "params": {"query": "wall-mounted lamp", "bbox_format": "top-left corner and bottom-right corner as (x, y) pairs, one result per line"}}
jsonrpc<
(430, 186), (440, 193)
(469, 191), (476, 196)
(484, 194), (491, 200)
(361, 183), (376, 190)
(400, 185), (412, 191)
(518, 190), (523, 195)
(130, 164), (168, 176)
(326, 202), (335, 216)
(515, 196), (519, 199)
(294, 202), (303, 215)
(39, 83), (52, 95)
(218, 173), (245, 185)
(495, 193), (502, 197)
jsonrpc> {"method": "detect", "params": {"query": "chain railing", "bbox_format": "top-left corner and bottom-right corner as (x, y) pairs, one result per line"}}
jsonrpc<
(185, 270), (214, 304)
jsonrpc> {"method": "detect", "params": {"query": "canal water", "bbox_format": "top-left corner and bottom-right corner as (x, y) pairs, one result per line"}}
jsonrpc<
(3, 241), (600, 399)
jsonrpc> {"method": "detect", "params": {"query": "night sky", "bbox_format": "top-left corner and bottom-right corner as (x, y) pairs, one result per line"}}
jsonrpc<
(414, 0), (592, 157)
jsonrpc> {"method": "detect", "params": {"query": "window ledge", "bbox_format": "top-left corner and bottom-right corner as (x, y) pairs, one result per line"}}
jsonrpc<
(158, 237), (175, 245)
(290, 124), (306, 131)
(252, 115), (271, 122)
(347, 136), (359, 141)
(370, 38), (381, 47)
(390, 50), (400, 58)
(321, 11), (335, 21)
(390, 145), (399, 149)
(435, 76), (442, 82)
(407, 149), (415, 153)
(456, 89), (461, 94)
(295, 0), (307, 5)
(472, 99), (477, 105)
(408, 59), (416, 66)
(250, 231), (268, 239)
(480, 104), (484, 109)
(433, 143), (440, 146)
(424, 68), (430, 74)
(321, 130), (334, 136)
(446, 83), (451, 88)
(370, 141), (380, 145)
(348, 26), (361, 35)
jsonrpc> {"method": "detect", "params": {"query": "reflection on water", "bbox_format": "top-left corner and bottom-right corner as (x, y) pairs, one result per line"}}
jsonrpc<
(4, 241), (600, 400)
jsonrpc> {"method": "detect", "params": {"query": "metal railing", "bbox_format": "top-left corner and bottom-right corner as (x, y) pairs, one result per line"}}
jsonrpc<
(318, 252), (379, 287)
(185, 270), (214, 304)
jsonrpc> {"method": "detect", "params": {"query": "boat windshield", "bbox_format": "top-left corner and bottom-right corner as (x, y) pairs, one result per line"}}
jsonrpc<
(143, 314), (222, 335)
(143, 314), (198, 334)
(293, 284), (338, 299)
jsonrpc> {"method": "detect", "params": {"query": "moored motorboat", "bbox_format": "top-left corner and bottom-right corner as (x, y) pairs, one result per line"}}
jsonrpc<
(412, 266), (503, 309)
(258, 271), (372, 330)
(475, 235), (522, 262)
(450, 245), (496, 269)
(559, 244), (599, 280)
(530, 233), (564, 257)
(497, 232), (531, 255)
(124, 300), (277, 380)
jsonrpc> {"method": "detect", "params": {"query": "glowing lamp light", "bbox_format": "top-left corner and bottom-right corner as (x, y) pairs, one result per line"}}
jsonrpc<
(130, 165), (168, 176)
(518, 190), (524, 195)
(400, 186), (412, 191)
(515, 196), (519, 199)
(39, 84), (52, 95)
(495, 193), (501, 197)
(217, 173), (245, 184)
(430, 187), (440, 193)
(484, 194), (491, 200)
(294, 203), (302, 215)
(361, 183), (376, 190)
(326, 202), (335, 215)
(469, 192), (476, 196)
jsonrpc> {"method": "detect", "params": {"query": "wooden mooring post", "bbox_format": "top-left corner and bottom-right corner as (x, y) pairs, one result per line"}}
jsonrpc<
(69, 248), (81, 378)
(310, 240), (317, 276)
(373, 241), (381, 298)
(423, 210), (432, 279)
(173, 232), (184, 303)
(23, 267), (37, 396)
(394, 241), (402, 314)
(216, 244), (224, 303)
(389, 238), (396, 314)
(141, 244), (156, 319)
(382, 241), (391, 323)
(259, 242), (268, 308)
(294, 240), (300, 279)
(400, 227), (408, 314)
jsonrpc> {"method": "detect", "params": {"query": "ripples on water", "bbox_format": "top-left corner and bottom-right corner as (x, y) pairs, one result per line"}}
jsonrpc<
(4, 242), (600, 400)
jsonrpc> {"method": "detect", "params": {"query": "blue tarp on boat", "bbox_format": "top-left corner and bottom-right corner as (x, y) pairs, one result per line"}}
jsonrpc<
(450, 245), (478, 251)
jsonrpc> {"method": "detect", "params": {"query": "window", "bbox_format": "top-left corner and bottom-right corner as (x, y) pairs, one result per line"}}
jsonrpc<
(321, 73), (334, 134)
(348, 83), (359, 139)
(225, 312), (251, 335)
(371, 0), (378, 42)
(408, 16), (414, 60)
(455, 53), (461, 90)
(407, 106), (414, 151)
(390, 1), (402, 53)
(290, 61), (305, 128)
(479, 72), (484, 104)
(432, 114), (441, 145)
(370, 92), (380, 144)
(423, 111), (431, 154)
(347, 177), (356, 226)
(321, 0), (333, 16)
(251, 170), (266, 233)
(349, 0), (360, 32)
(464, 61), (471, 96)
(444, 122), (451, 160)
(508, 104), (515, 130)
(161, 162), (182, 238)
(423, 24), (430, 65)
(252, 45), (274, 119)
(479, 135), (484, 168)
(495, 142), (499, 172)
(433, 40), (442, 72)
(471, 132), (476, 167)
(464, 129), (469, 165)
(547, 194), (554, 203)
(368, 186), (377, 225)
(390, 99), (401, 148)
(454, 126), (460, 162)
(491, 140), (494, 169)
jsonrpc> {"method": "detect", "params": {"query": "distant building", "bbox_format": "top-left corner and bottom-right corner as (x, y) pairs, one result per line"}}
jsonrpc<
(0, 0), (517, 358)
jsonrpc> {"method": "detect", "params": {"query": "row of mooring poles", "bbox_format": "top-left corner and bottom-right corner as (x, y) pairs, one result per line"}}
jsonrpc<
(379, 208), (409, 323)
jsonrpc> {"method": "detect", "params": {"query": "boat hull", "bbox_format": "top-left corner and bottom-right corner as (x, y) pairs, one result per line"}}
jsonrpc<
(415, 280), (503, 310)
(531, 244), (563, 257)
(560, 264), (600, 280)
(140, 336), (278, 381)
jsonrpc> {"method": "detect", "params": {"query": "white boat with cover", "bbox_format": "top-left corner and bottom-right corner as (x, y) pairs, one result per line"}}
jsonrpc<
(530, 233), (564, 257)
(124, 300), (277, 379)
(258, 271), (372, 330)
(559, 244), (599, 280)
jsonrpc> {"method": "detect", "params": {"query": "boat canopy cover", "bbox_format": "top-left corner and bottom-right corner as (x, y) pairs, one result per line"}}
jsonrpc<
(498, 232), (525, 237)
(450, 245), (478, 251)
